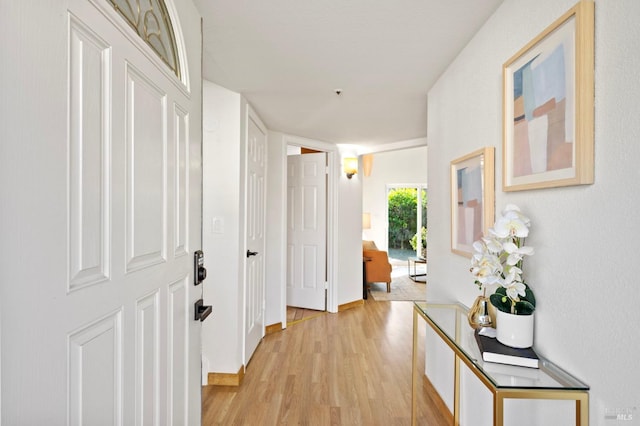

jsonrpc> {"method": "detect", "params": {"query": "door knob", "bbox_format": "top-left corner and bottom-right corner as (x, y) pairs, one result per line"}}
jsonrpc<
(246, 250), (258, 257)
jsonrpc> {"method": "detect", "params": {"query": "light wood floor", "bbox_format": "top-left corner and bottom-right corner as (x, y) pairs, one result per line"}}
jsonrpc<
(286, 306), (327, 326)
(202, 300), (452, 425)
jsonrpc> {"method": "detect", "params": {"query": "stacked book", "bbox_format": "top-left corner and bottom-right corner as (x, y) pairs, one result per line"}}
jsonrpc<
(474, 329), (539, 369)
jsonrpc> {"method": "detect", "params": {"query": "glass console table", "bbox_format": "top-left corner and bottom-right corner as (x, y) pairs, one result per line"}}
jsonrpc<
(411, 302), (589, 426)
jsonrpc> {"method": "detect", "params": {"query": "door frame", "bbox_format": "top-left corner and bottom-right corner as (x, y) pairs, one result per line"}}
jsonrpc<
(279, 135), (339, 324)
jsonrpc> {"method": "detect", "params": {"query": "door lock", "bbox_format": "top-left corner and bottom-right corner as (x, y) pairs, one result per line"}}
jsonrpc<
(194, 250), (207, 286)
(246, 250), (258, 257)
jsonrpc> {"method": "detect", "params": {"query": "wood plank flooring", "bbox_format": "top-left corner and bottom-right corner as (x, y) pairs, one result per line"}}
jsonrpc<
(202, 300), (451, 425)
(286, 306), (327, 326)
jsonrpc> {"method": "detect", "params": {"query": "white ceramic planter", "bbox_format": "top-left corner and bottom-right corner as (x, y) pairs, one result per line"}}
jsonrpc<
(496, 309), (534, 348)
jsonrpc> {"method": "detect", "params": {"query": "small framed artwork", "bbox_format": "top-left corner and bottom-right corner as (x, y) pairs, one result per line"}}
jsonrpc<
(450, 147), (495, 258)
(503, 0), (594, 191)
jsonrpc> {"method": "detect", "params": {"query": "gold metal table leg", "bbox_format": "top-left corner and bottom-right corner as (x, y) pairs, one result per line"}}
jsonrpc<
(411, 308), (418, 426)
(454, 354), (460, 425)
(577, 393), (589, 426)
(494, 393), (504, 426)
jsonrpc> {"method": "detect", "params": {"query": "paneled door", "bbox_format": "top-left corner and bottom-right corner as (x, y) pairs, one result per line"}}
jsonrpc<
(286, 152), (327, 310)
(244, 109), (267, 365)
(0, 0), (203, 424)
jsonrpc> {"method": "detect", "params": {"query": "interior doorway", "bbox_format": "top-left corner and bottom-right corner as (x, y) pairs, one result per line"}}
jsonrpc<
(386, 185), (427, 261)
(285, 146), (328, 312)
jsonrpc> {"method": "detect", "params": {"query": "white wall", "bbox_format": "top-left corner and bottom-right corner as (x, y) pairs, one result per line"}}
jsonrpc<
(202, 80), (243, 374)
(362, 146), (428, 250)
(337, 157), (363, 305)
(426, 0), (640, 423)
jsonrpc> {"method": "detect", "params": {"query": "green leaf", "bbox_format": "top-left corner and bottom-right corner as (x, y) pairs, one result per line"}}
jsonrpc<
(489, 293), (511, 313)
(524, 286), (536, 308)
(494, 286), (507, 296)
(514, 300), (535, 315)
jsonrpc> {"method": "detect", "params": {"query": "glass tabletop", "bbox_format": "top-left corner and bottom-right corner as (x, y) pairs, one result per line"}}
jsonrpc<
(414, 302), (589, 391)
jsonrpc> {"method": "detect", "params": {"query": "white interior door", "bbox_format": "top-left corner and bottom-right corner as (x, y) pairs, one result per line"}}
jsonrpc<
(286, 152), (327, 310)
(0, 1), (202, 424)
(244, 110), (267, 365)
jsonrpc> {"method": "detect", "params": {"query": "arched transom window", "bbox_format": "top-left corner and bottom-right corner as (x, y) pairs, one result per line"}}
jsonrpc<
(108, 0), (180, 78)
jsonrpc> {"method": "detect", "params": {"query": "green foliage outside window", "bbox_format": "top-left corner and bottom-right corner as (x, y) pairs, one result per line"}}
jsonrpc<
(410, 227), (428, 253)
(388, 188), (427, 250)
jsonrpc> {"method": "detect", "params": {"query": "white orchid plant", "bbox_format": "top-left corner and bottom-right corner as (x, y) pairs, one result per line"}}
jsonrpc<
(470, 204), (536, 315)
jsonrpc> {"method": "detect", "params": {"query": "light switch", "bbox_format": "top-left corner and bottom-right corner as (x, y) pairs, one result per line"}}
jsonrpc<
(212, 217), (224, 234)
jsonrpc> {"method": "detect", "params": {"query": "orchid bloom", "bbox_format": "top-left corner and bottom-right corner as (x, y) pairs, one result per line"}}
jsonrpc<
(481, 235), (503, 254)
(470, 252), (502, 287)
(503, 204), (531, 226)
(472, 240), (486, 254)
(469, 204), (535, 313)
(493, 211), (529, 239)
(503, 265), (523, 283)
(503, 242), (534, 266)
(502, 269), (526, 301)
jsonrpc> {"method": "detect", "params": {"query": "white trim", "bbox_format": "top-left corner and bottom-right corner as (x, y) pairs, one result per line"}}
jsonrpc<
(277, 141), (289, 329)
(162, 0), (190, 90)
(240, 101), (248, 369)
(284, 134), (338, 152)
(325, 152), (338, 313)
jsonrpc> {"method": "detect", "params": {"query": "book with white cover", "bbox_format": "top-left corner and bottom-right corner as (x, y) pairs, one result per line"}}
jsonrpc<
(482, 361), (543, 386)
(474, 329), (539, 369)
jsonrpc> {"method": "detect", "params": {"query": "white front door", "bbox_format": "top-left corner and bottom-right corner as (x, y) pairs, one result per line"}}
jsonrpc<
(0, 1), (203, 424)
(286, 152), (327, 310)
(244, 109), (267, 365)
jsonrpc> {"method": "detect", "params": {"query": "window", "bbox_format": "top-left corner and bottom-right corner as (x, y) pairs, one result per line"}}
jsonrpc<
(108, 0), (180, 78)
(387, 185), (427, 260)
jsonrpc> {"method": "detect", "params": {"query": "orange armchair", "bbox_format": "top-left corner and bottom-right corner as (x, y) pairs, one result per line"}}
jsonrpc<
(362, 240), (392, 293)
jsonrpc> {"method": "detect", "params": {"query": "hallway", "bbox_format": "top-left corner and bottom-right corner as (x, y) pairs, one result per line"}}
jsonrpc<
(202, 300), (450, 425)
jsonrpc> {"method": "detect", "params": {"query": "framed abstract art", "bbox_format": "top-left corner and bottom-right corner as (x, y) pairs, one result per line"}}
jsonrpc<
(450, 147), (495, 258)
(503, 0), (594, 191)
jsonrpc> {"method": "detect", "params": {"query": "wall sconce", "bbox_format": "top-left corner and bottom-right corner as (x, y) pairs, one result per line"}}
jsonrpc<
(362, 212), (371, 230)
(362, 154), (373, 177)
(343, 157), (358, 179)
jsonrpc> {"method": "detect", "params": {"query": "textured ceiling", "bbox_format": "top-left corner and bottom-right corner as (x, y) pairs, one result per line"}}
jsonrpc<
(193, 0), (504, 148)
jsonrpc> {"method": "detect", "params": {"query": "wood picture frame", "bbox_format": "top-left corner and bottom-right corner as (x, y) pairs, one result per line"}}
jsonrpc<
(450, 147), (495, 258)
(502, 0), (594, 191)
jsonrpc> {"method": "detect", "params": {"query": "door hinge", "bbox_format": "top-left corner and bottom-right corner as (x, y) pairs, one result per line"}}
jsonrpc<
(324, 281), (328, 290)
